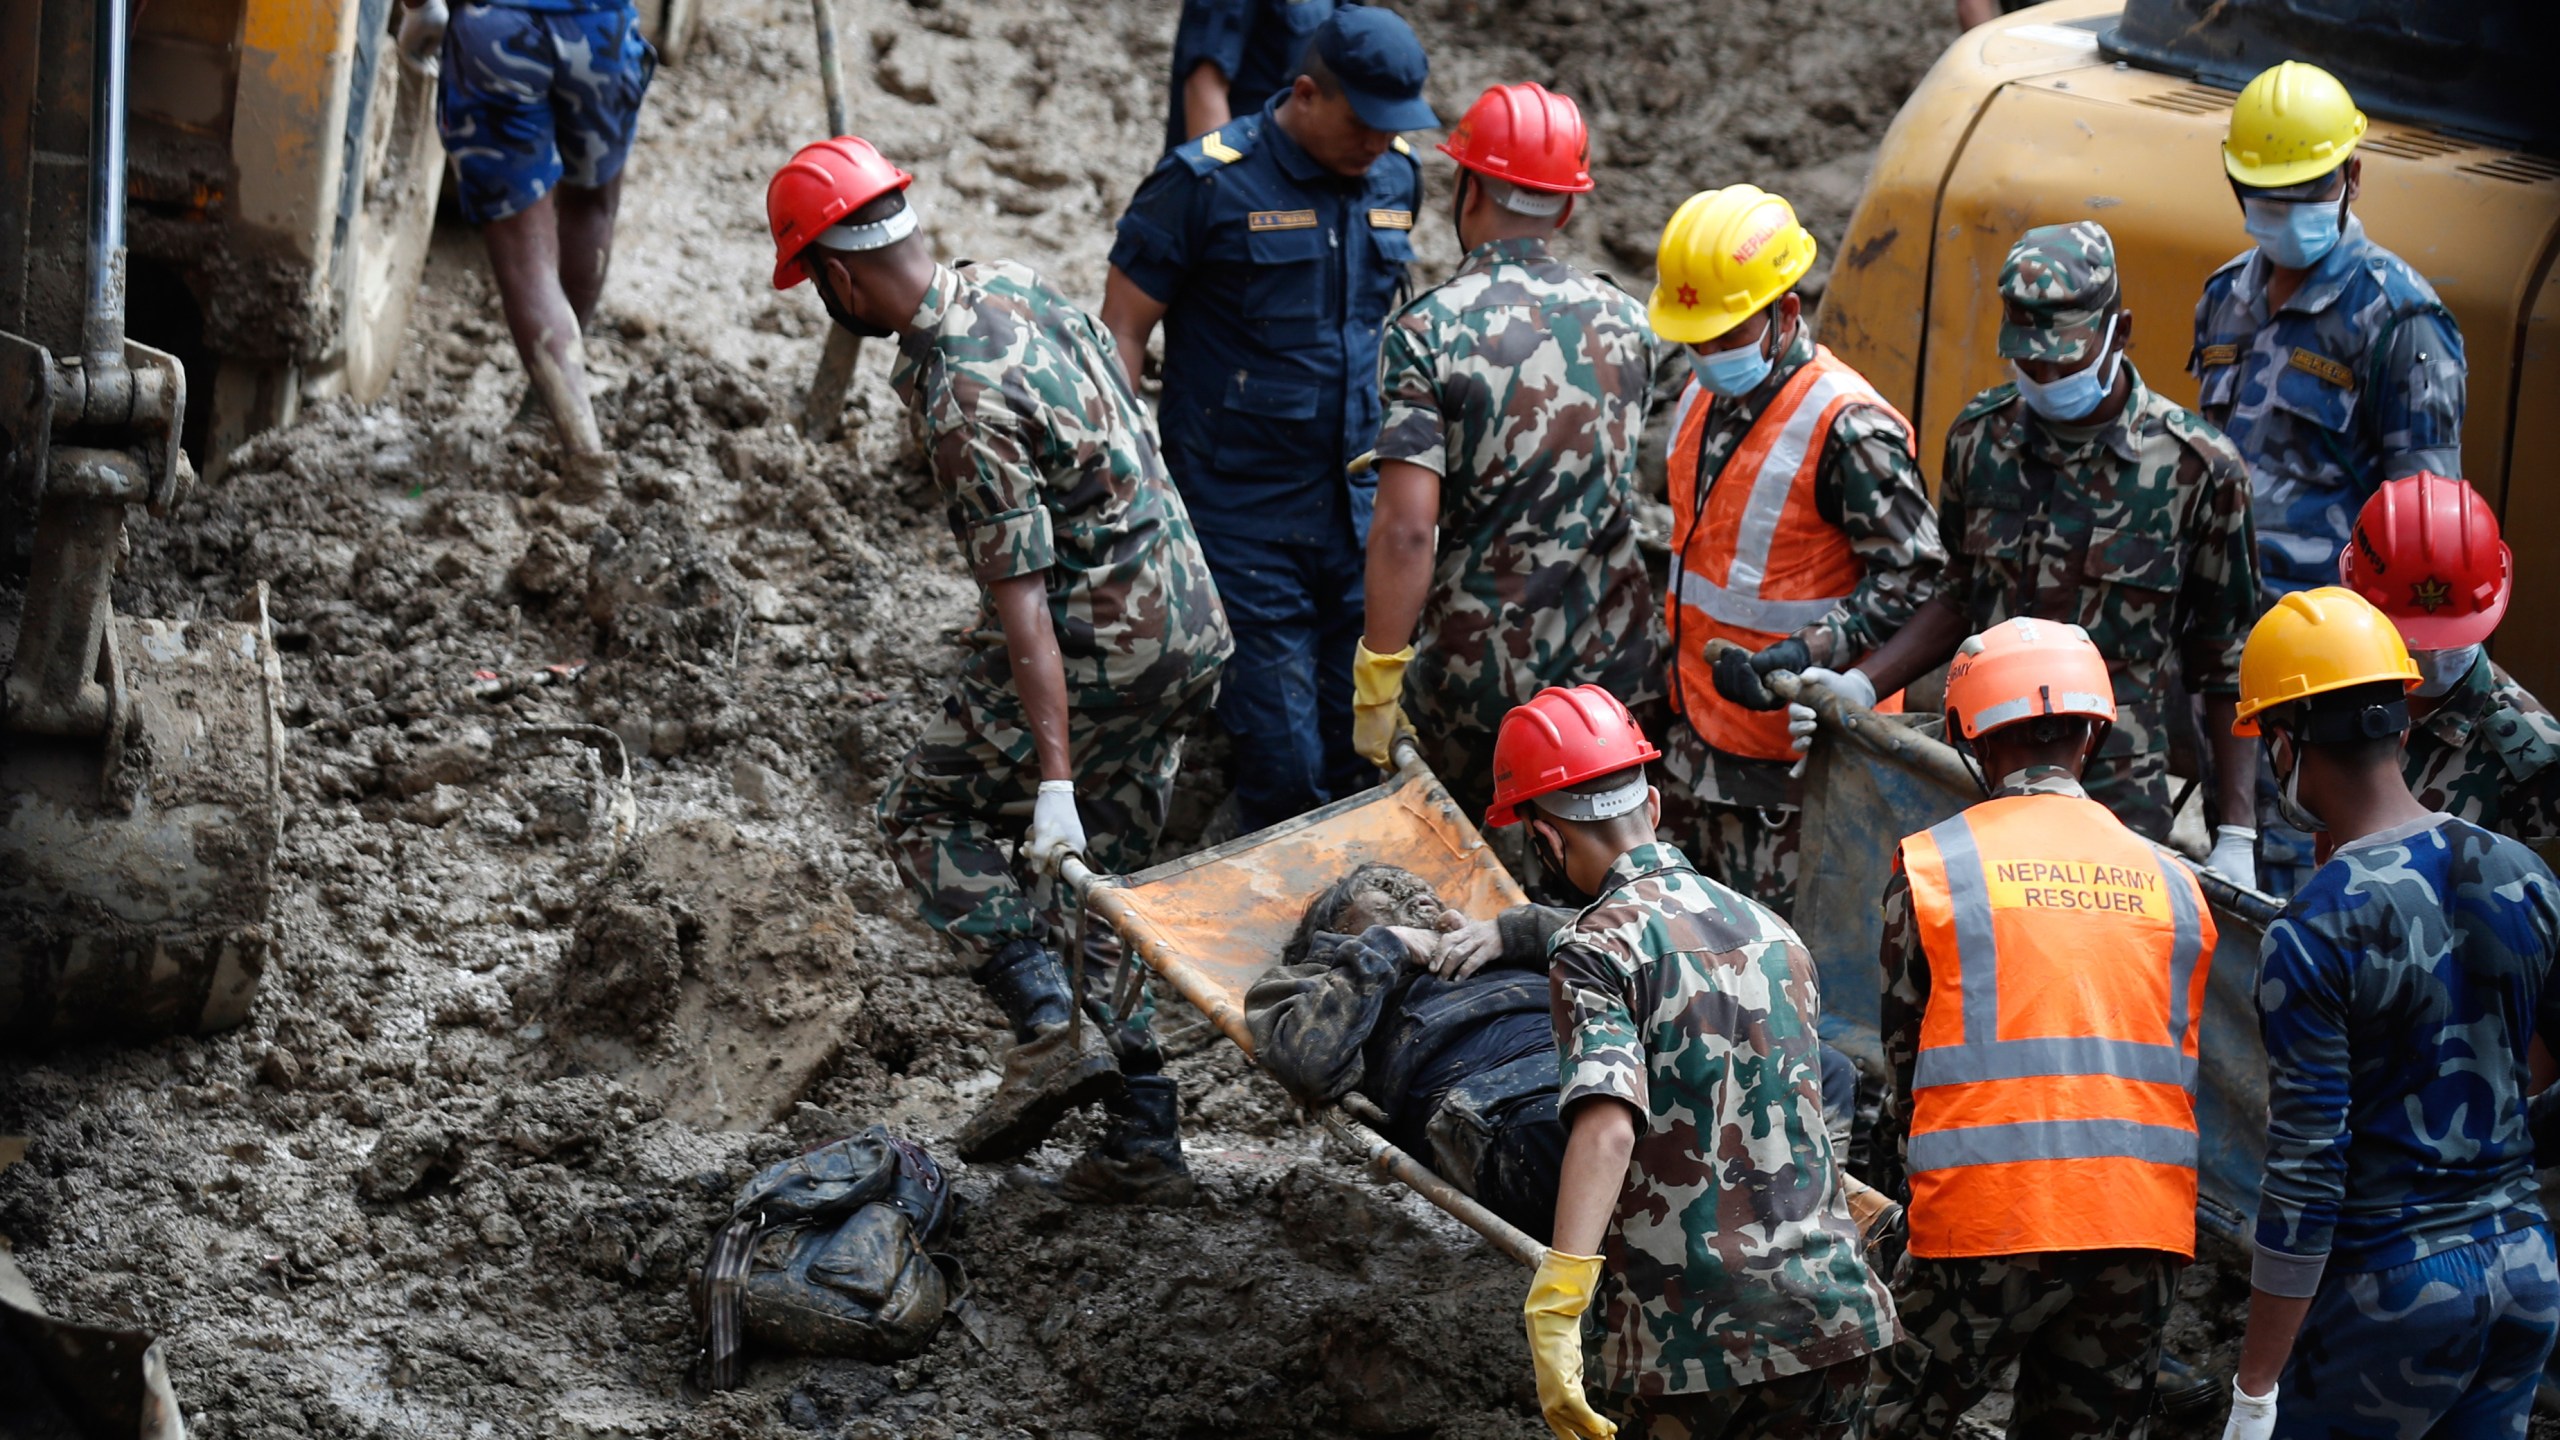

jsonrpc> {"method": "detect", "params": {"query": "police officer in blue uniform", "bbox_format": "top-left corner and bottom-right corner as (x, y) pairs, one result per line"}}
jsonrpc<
(1103, 5), (1432, 832)
(1162, 0), (1340, 155)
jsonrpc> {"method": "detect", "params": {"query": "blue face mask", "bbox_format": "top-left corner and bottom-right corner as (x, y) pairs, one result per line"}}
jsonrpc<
(2243, 196), (2344, 271)
(2009, 315), (2120, 423)
(1689, 321), (1779, 397)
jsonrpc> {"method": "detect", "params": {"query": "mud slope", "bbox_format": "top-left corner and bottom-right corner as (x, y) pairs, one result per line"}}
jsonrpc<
(3, 2), (1958, 1437)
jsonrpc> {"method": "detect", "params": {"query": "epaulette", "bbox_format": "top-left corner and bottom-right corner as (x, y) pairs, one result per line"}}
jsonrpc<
(1951, 381), (2020, 429)
(1391, 136), (1412, 155)
(1174, 117), (1259, 174)
(2487, 695), (2560, 784)
(2159, 400), (2246, 468)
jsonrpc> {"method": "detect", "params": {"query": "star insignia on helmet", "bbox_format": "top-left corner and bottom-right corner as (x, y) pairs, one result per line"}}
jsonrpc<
(1676, 283), (1698, 309)
(2411, 577), (2453, 613)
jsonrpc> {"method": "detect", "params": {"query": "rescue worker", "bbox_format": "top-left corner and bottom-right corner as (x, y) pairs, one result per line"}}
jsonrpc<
(2219, 587), (2560, 1440)
(1653, 186), (1946, 915)
(1849, 222), (2262, 871)
(2338, 472), (2560, 848)
(1103, 6), (1431, 832)
(1355, 82), (1659, 819)
(2192, 60), (2467, 897)
(1490, 685), (1895, 1439)
(765, 137), (1232, 1200)
(1865, 618), (2217, 1440)
(1162, 0), (1339, 153)
(410, 0), (654, 480)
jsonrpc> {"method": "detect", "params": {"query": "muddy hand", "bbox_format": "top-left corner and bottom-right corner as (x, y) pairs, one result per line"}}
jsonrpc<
(1430, 918), (1504, 980)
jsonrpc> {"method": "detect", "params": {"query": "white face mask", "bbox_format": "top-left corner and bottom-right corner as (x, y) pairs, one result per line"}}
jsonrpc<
(2270, 732), (2325, 834)
(2411, 645), (2481, 698)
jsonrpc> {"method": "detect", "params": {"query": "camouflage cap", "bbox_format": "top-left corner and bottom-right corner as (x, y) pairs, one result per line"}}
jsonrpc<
(1997, 220), (2120, 365)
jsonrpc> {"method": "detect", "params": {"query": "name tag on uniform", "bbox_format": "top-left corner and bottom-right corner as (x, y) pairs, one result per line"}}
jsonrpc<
(2197, 344), (2237, 368)
(1249, 209), (1318, 231)
(1368, 208), (1414, 230)
(2289, 347), (2354, 389)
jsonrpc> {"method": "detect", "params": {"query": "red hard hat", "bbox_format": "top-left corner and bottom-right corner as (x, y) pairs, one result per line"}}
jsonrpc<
(1485, 685), (1660, 827)
(1943, 617), (2116, 741)
(2339, 471), (2512, 649)
(767, 136), (915, 290)
(1438, 82), (1595, 194)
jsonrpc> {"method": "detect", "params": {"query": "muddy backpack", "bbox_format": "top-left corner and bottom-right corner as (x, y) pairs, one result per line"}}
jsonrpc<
(699, 1127), (960, 1388)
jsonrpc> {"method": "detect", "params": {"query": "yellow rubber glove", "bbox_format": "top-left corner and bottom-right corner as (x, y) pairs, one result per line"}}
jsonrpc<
(1351, 640), (1415, 771)
(1524, 1249), (1617, 1440)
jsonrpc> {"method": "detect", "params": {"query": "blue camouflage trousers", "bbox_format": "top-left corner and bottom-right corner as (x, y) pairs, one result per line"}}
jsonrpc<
(2276, 1224), (2560, 1440)
(437, 3), (655, 223)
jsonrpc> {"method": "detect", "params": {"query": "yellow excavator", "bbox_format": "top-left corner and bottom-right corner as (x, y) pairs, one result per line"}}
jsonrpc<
(1820, 0), (2560, 695)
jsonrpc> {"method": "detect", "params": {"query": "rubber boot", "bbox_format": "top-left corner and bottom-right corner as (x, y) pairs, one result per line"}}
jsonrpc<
(1052, 1074), (1196, 1205)
(953, 941), (1122, 1163)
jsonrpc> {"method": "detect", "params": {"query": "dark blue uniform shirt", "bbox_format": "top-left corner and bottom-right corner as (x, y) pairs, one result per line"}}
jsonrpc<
(1162, 0), (1338, 156)
(1111, 98), (1421, 546)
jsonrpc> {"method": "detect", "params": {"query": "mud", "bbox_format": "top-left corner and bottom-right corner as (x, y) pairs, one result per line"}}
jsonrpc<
(0, 1), (2127, 1436)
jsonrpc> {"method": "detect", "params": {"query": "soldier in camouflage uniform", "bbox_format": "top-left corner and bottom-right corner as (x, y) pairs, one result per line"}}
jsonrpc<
(2221, 589), (2560, 1440)
(765, 138), (1231, 1202)
(1851, 223), (2261, 864)
(1354, 82), (1660, 822)
(2192, 61), (2467, 900)
(1485, 686), (1894, 1440)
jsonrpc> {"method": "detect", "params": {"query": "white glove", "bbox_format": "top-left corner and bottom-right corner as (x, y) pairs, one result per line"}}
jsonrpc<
(2205, 825), (2258, 888)
(2221, 1378), (2277, 1440)
(398, 0), (448, 67)
(1786, 667), (1877, 755)
(1024, 779), (1085, 873)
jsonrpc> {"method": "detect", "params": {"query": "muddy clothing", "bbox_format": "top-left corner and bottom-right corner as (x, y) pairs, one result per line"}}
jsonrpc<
(1372, 235), (1662, 816)
(438, 1), (655, 224)
(1605, 1357), (1867, 1440)
(2406, 656), (2560, 851)
(1550, 842), (1896, 1398)
(2253, 815), (2560, 1301)
(1936, 364), (2258, 841)
(877, 260), (1231, 964)
(2272, 1222), (2559, 1440)
(1862, 1249), (2179, 1440)
(1160, 0), (1337, 155)
(1245, 911), (1572, 1238)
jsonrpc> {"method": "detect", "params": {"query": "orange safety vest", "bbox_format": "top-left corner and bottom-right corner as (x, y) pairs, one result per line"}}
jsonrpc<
(1666, 345), (1910, 761)
(1898, 791), (2215, 1260)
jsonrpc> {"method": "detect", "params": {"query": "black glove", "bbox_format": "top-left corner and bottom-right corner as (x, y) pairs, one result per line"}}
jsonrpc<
(1710, 636), (1811, 712)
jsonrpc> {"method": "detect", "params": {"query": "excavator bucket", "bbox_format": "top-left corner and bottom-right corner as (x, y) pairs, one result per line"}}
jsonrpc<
(0, 0), (281, 1045)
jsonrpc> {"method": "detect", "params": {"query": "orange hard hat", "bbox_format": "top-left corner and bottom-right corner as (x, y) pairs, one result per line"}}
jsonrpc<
(2339, 471), (2512, 650)
(767, 136), (915, 290)
(1486, 686), (1660, 828)
(1438, 82), (1595, 194)
(1943, 617), (2117, 742)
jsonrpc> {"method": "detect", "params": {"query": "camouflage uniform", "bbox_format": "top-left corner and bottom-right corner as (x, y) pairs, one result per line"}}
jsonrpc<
(1939, 223), (2258, 843)
(1865, 766), (2182, 1439)
(2252, 813), (2560, 1437)
(876, 261), (1233, 965)
(2405, 655), (2560, 851)
(1373, 235), (1663, 817)
(2191, 213), (2465, 898)
(1660, 325), (1945, 916)
(1549, 840), (1898, 1405)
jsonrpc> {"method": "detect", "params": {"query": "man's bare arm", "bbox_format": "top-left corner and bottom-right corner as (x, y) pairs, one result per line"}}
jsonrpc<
(2206, 695), (2258, 830)
(1849, 594), (1968, 699)
(990, 571), (1072, 784)
(1363, 460), (1440, 654)
(1182, 60), (1232, 140)
(1100, 266), (1170, 394)
(1552, 1099), (1639, 1255)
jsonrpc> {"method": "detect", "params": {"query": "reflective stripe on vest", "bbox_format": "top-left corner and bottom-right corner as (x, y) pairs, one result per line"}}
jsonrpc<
(1899, 791), (2216, 1259)
(1665, 345), (1911, 761)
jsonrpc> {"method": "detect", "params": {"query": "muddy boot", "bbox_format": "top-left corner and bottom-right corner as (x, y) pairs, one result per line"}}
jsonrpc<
(1052, 1074), (1195, 1206)
(953, 941), (1122, 1163)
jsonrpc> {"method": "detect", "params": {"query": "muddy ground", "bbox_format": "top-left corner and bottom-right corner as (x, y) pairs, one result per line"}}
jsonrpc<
(0, 1), (2316, 1436)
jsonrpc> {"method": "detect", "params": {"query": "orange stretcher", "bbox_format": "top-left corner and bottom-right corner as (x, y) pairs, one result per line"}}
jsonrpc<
(1056, 742), (1548, 1266)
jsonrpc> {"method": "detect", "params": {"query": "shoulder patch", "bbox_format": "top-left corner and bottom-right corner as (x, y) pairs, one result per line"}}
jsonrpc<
(1174, 119), (1260, 174)
(1201, 130), (1243, 163)
(1391, 136), (1411, 155)
(2197, 343), (2238, 369)
(2288, 346), (2355, 390)
(2488, 699), (2560, 784)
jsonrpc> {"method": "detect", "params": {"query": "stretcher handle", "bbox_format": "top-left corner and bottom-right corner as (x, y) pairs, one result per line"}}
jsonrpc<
(1703, 639), (2283, 926)
(1320, 1108), (1549, 1269)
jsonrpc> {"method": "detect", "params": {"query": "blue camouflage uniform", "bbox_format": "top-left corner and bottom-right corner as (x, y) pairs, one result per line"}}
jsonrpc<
(1161, 0), (1338, 156)
(2191, 214), (2466, 899)
(2252, 813), (2560, 1439)
(436, 0), (655, 225)
(1110, 101), (1422, 830)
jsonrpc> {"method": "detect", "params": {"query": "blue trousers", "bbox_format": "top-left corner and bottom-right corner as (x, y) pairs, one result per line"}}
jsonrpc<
(2276, 1224), (2560, 1440)
(1192, 527), (1369, 833)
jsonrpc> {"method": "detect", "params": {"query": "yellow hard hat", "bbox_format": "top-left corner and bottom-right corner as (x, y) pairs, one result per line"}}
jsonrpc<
(2223, 61), (2367, 190)
(1649, 186), (1817, 345)
(2232, 586), (2419, 735)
